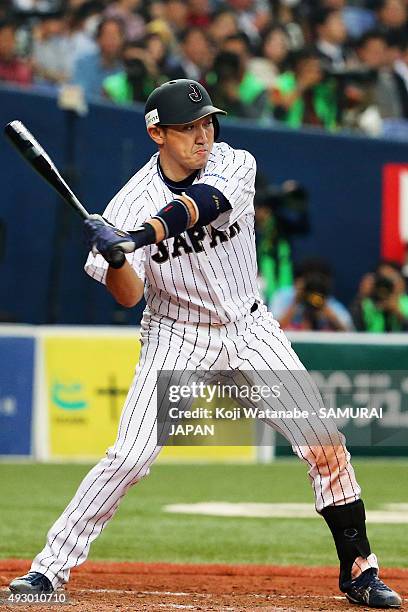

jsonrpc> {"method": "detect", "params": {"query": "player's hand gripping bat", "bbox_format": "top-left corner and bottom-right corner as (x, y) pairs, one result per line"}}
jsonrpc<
(4, 120), (133, 266)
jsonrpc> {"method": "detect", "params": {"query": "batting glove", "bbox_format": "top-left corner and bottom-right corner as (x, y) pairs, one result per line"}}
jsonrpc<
(84, 214), (136, 269)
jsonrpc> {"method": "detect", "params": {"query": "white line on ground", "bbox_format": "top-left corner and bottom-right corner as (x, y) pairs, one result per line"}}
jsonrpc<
(164, 502), (408, 524)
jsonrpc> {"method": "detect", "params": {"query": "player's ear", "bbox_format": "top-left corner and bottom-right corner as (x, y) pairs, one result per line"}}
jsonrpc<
(147, 125), (166, 146)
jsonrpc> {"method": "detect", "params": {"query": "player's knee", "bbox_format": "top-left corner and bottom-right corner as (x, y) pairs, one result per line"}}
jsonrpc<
(104, 447), (154, 482)
(301, 444), (349, 476)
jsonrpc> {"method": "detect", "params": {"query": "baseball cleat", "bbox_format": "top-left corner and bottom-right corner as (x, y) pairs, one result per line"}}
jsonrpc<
(9, 571), (53, 594)
(343, 568), (402, 608)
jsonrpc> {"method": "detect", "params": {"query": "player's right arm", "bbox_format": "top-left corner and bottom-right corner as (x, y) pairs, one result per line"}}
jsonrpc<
(84, 214), (148, 308)
(106, 262), (145, 307)
(83, 171), (152, 306)
(84, 208), (167, 308)
(104, 215), (170, 306)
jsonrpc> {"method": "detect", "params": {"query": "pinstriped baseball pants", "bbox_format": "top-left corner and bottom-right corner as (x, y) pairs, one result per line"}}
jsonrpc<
(32, 304), (364, 589)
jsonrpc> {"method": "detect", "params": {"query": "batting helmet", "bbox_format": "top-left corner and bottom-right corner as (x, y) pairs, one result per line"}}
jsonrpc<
(144, 79), (227, 140)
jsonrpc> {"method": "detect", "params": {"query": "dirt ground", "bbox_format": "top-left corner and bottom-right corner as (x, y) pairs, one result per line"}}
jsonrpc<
(0, 560), (406, 611)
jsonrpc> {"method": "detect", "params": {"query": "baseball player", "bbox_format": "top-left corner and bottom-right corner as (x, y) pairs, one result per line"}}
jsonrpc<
(10, 79), (401, 608)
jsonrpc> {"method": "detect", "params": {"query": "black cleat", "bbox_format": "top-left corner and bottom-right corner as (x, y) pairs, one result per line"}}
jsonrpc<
(9, 571), (54, 594)
(343, 568), (402, 608)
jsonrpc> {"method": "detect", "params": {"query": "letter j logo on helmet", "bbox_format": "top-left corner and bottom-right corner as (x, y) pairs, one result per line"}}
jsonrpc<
(188, 83), (203, 103)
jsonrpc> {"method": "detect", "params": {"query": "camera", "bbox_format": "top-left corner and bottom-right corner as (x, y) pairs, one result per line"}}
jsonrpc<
(371, 273), (395, 304)
(212, 51), (241, 82)
(254, 176), (309, 238)
(302, 272), (330, 311)
(125, 58), (148, 82)
(321, 64), (378, 84)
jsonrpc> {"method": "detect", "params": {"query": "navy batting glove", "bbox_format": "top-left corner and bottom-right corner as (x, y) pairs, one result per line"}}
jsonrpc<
(84, 215), (136, 269)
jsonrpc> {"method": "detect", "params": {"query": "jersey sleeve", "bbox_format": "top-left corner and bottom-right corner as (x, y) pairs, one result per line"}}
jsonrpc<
(84, 185), (148, 286)
(198, 147), (256, 231)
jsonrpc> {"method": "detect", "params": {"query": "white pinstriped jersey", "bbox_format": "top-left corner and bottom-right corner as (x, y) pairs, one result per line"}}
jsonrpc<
(34, 142), (374, 595)
(85, 142), (261, 324)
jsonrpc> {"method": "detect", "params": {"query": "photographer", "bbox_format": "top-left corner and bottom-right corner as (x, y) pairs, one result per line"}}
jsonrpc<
(103, 39), (159, 104)
(351, 260), (408, 332)
(206, 34), (268, 120)
(271, 258), (353, 331)
(255, 173), (309, 303)
(270, 47), (338, 129)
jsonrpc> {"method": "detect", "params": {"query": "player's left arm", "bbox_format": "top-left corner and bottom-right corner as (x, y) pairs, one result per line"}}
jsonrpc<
(121, 149), (257, 247)
(84, 188), (231, 267)
(147, 186), (232, 236)
(84, 149), (256, 267)
(195, 148), (257, 231)
(128, 187), (231, 249)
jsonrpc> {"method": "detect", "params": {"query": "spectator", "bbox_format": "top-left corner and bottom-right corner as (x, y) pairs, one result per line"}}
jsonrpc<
(64, 1), (99, 77)
(72, 16), (124, 99)
(144, 0), (166, 22)
(31, 12), (71, 85)
(168, 27), (213, 82)
(144, 31), (174, 79)
(354, 30), (406, 120)
(208, 8), (239, 49)
(320, 0), (376, 39)
(249, 24), (290, 88)
(227, 0), (271, 46)
(313, 7), (349, 70)
(351, 260), (408, 331)
(187, 0), (212, 29)
(393, 38), (408, 118)
(144, 14), (176, 52)
(374, 0), (408, 38)
(0, 19), (33, 85)
(271, 48), (337, 130)
(270, 0), (305, 50)
(103, 40), (159, 104)
(104, 0), (145, 42)
(355, 29), (387, 69)
(271, 258), (353, 331)
(164, 0), (189, 38)
(207, 33), (268, 119)
(12, 0), (62, 16)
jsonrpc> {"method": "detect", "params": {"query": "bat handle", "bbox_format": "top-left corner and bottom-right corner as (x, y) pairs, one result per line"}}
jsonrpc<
(109, 247), (126, 268)
(71, 194), (90, 220)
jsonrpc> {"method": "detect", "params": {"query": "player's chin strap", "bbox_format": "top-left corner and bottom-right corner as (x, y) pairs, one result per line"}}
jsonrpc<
(321, 499), (372, 591)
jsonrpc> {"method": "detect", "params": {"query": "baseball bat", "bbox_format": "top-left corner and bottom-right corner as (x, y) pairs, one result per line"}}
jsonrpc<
(4, 120), (90, 220)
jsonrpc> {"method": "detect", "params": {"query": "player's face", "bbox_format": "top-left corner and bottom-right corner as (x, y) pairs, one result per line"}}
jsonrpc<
(152, 115), (215, 180)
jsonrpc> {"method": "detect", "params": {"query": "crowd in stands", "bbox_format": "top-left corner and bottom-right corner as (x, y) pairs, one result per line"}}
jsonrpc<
(0, 0), (408, 136)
